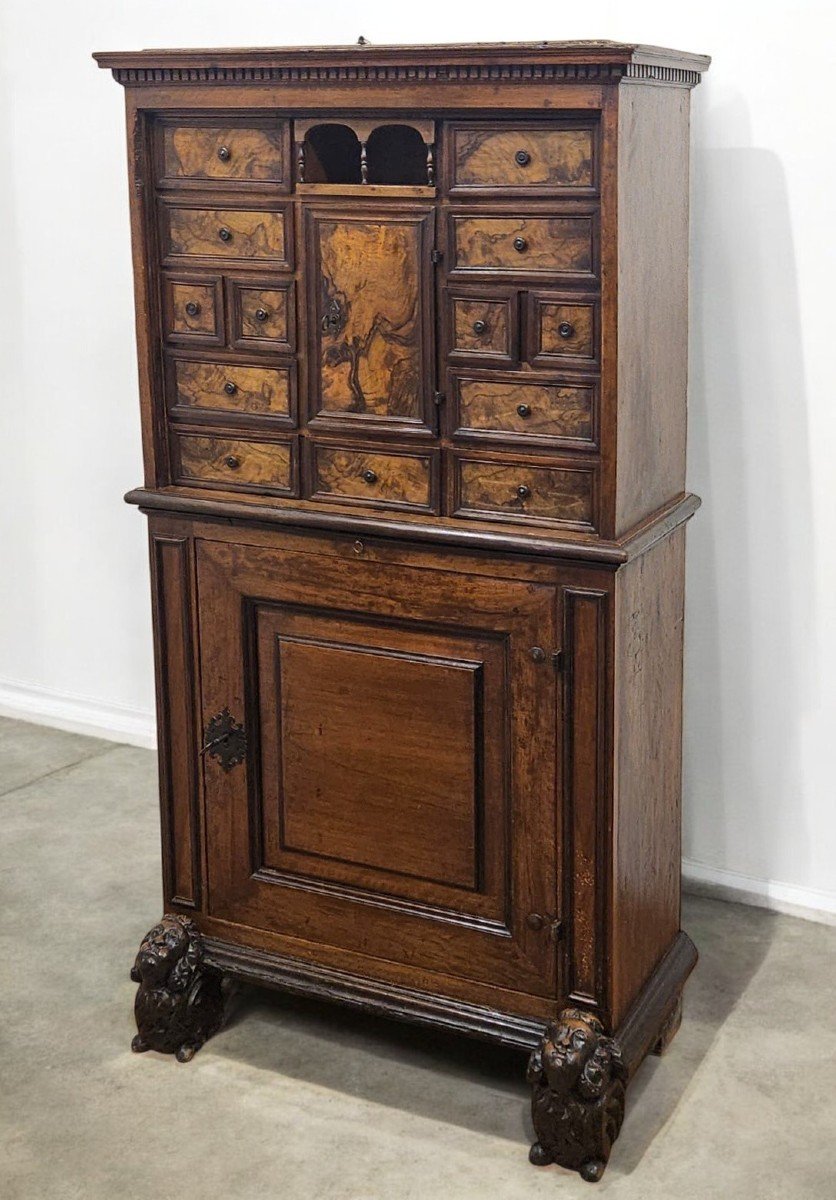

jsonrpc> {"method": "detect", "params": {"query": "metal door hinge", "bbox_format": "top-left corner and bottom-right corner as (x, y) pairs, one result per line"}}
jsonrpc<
(201, 708), (246, 772)
(433, 391), (446, 407)
(552, 649), (567, 672)
(430, 248), (443, 265)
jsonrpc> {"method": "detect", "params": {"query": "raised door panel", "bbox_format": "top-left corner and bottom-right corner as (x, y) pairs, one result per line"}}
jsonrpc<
(306, 207), (435, 435)
(196, 540), (560, 997)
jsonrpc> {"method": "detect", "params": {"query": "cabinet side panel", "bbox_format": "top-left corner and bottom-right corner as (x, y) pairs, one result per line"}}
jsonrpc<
(615, 85), (691, 534)
(150, 530), (202, 908)
(611, 527), (686, 1023)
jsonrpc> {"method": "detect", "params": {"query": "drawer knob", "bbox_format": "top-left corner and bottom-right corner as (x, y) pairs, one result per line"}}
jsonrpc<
(218, 226), (232, 242)
(254, 308), (270, 323)
(517, 484), (531, 500)
(515, 149), (531, 166)
(225, 455), (241, 469)
(217, 145), (231, 162)
(526, 912), (545, 931)
(472, 319), (488, 336)
(530, 647), (546, 664)
(184, 300), (201, 317)
(361, 468), (378, 485)
(513, 236), (528, 253)
(223, 381), (237, 396)
(558, 321), (575, 339)
(516, 403), (532, 418)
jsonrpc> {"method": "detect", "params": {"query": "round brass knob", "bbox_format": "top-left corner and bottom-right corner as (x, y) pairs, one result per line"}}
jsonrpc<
(516, 403), (531, 418)
(517, 484), (531, 500)
(224, 381), (237, 396)
(472, 319), (488, 336)
(254, 308), (269, 323)
(513, 236), (528, 252)
(217, 145), (231, 162)
(526, 912), (545, 931)
(558, 321), (575, 339)
(515, 149), (531, 166)
(225, 455), (240, 470)
(184, 301), (200, 317)
(362, 469), (378, 485)
(218, 226), (232, 242)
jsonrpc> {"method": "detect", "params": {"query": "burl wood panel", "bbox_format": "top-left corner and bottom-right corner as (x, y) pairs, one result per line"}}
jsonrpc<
(173, 361), (290, 417)
(167, 281), (218, 337)
(311, 445), (434, 511)
(455, 376), (595, 444)
(275, 637), (480, 888)
(533, 299), (596, 363)
(615, 86), (691, 534)
(162, 123), (286, 183)
(610, 526), (686, 1024)
(452, 215), (594, 275)
(314, 214), (427, 419)
(176, 434), (292, 490)
(452, 125), (594, 190)
(230, 282), (293, 350)
(166, 207), (287, 261)
(452, 297), (512, 358)
(456, 457), (594, 526)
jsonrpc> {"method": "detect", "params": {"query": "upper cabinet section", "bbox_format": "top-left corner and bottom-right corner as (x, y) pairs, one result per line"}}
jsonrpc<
(447, 122), (597, 197)
(155, 117), (291, 192)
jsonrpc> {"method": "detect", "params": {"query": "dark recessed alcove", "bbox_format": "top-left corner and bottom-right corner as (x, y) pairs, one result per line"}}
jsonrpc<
(303, 124), (362, 184)
(366, 125), (428, 185)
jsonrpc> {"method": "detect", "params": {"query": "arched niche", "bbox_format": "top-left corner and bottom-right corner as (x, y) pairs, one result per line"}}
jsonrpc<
(302, 123), (362, 184)
(366, 124), (428, 185)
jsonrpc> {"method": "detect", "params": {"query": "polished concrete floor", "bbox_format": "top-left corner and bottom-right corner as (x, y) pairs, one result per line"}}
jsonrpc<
(1, 715), (834, 1199)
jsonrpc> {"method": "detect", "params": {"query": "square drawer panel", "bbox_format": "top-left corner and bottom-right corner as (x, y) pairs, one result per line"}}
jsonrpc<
(172, 431), (296, 494)
(170, 358), (294, 423)
(157, 118), (290, 189)
(162, 274), (224, 345)
(447, 288), (518, 366)
(161, 202), (291, 268)
(449, 210), (597, 281)
(228, 278), (295, 352)
(448, 122), (597, 195)
(452, 453), (596, 529)
(451, 372), (597, 449)
(526, 292), (599, 368)
(309, 443), (439, 513)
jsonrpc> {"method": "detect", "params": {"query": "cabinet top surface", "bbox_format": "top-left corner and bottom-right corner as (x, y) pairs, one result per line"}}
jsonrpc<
(93, 39), (710, 80)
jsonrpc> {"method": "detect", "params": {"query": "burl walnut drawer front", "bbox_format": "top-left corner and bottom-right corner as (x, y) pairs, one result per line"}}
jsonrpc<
(454, 455), (595, 528)
(159, 119), (289, 188)
(527, 293), (598, 367)
(453, 374), (596, 448)
(228, 279), (294, 352)
(449, 123), (596, 194)
(450, 213), (595, 278)
(163, 276), (223, 344)
(449, 291), (517, 365)
(174, 433), (294, 493)
(172, 361), (292, 420)
(162, 205), (289, 266)
(310, 444), (437, 512)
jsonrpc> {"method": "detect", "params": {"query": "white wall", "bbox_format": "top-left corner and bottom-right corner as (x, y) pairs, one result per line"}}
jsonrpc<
(1, 2), (834, 920)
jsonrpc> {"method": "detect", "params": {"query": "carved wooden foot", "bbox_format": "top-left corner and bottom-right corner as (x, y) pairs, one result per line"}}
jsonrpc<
(527, 1008), (627, 1183)
(130, 914), (225, 1062)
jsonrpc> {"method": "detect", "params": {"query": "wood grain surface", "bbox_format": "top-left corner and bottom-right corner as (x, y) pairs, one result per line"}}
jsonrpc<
(455, 376), (595, 443)
(173, 361), (290, 416)
(176, 434), (292, 489)
(452, 297), (512, 356)
(311, 444), (434, 510)
(162, 123), (286, 182)
(537, 300), (596, 360)
(452, 215), (594, 274)
(456, 457), (594, 525)
(453, 126), (594, 189)
(166, 207), (286, 260)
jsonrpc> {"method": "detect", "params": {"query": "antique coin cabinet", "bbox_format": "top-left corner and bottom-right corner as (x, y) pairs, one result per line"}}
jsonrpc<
(95, 40), (709, 1181)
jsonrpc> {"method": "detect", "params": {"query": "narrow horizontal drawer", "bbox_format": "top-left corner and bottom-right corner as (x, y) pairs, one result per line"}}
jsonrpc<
(172, 361), (292, 419)
(453, 375), (596, 446)
(163, 276), (223, 344)
(160, 121), (288, 185)
(454, 455), (595, 527)
(310, 445), (437, 512)
(451, 214), (595, 277)
(449, 291), (517, 364)
(163, 206), (288, 264)
(450, 124), (595, 192)
(527, 293), (598, 366)
(174, 434), (293, 491)
(229, 279), (294, 352)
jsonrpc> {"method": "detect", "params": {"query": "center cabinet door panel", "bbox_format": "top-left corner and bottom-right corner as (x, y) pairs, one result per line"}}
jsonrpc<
(305, 207), (436, 435)
(197, 539), (560, 998)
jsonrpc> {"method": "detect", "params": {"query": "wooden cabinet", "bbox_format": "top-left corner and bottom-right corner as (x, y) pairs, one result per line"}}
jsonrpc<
(96, 39), (709, 1182)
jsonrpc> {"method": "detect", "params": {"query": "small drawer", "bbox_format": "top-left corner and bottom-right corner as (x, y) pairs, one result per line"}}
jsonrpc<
(171, 360), (293, 421)
(158, 119), (289, 188)
(449, 123), (596, 194)
(162, 204), (290, 266)
(454, 454), (595, 528)
(448, 289), (517, 365)
(173, 433), (294, 493)
(450, 213), (595, 279)
(452, 374), (596, 447)
(527, 293), (598, 367)
(228, 278), (294, 352)
(163, 275), (223, 345)
(310, 444), (437, 513)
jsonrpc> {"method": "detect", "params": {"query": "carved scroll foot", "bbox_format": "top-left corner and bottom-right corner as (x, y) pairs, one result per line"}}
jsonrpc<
(527, 1008), (627, 1183)
(130, 914), (225, 1062)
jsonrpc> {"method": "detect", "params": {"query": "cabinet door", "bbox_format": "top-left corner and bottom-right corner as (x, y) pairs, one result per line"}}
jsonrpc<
(197, 539), (560, 998)
(306, 207), (435, 435)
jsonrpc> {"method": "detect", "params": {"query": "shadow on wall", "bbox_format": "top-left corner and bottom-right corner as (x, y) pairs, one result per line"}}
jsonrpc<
(684, 99), (816, 892)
